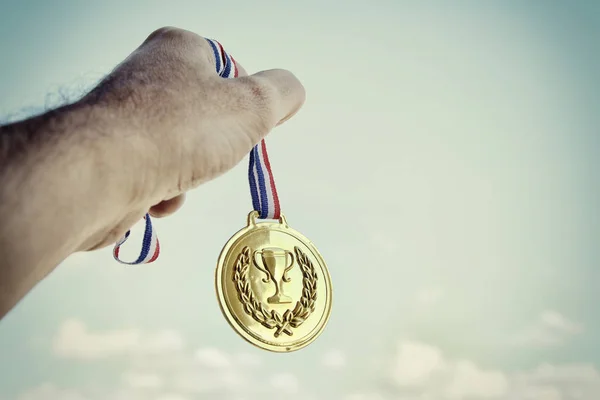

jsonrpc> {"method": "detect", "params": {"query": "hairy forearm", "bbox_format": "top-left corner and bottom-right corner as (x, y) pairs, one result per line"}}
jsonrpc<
(0, 100), (149, 319)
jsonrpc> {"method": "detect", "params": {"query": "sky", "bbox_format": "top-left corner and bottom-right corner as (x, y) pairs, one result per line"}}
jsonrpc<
(0, 0), (599, 399)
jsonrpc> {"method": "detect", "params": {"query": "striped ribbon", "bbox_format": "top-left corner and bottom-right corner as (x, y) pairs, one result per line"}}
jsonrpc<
(206, 38), (281, 220)
(113, 214), (160, 265)
(113, 37), (280, 265)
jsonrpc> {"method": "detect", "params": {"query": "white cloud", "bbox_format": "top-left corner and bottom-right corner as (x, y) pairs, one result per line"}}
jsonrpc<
(42, 318), (305, 399)
(195, 347), (231, 368)
(26, 320), (600, 400)
(528, 363), (600, 383)
(512, 310), (583, 347)
(20, 351), (293, 400)
(269, 373), (299, 395)
(383, 339), (600, 400)
(152, 355), (247, 396)
(345, 394), (387, 400)
(122, 372), (164, 390)
(52, 319), (184, 359)
(445, 360), (509, 399)
(232, 352), (261, 367)
(391, 340), (445, 386)
(511, 363), (600, 398)
(540, 311), (582, 335)
(17, 383), (89, 400)
(322, 349), (347, 369)
(511, 385), (562, 400)
(155, 395), (190, 400)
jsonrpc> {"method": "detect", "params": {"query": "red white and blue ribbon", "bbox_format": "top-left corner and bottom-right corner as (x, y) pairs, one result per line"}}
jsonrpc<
(206, 38), (281, 220)
(113, 38), (280, 265)
(248, 142), (281, 219)
(113, 214), (160, 265)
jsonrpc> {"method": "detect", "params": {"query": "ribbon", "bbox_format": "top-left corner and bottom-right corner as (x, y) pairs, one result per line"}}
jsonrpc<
(113, 214), (160, 265)
(113, 38), (280, 265)
(206, 37), (281, 220)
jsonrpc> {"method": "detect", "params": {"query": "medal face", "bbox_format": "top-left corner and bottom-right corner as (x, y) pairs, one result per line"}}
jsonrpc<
(216, 211), (332, 352)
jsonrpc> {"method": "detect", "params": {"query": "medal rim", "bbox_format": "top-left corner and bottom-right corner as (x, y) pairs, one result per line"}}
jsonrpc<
(215, 211), (332, 353)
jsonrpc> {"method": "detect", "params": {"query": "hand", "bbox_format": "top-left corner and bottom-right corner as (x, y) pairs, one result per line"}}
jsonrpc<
(80, 27), (306, 250)
(0, 26), (306, 318)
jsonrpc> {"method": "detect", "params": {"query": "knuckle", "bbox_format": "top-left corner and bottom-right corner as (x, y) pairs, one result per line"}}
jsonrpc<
(144, 26), (203, 46)
(142, 27), (213, 71)
(144, 26), (177, 42)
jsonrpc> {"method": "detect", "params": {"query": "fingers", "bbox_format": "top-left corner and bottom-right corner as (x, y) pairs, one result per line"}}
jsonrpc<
(149, 194), (186, 218)
(138, 27), (304, 128)
(237, 69), (306, 129)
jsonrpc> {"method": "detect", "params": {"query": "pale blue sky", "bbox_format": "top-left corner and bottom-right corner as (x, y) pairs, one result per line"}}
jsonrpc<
(0, 1), (599, 399)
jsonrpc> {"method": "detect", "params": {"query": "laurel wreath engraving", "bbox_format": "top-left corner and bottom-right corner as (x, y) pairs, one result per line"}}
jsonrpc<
(232, 246), (318, 337)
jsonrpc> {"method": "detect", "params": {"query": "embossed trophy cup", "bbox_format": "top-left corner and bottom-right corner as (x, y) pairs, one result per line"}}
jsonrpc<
(252, 248), (295, 304)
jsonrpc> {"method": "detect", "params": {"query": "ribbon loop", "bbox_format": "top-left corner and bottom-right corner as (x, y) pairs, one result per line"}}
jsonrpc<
(113, 214), (160, 265)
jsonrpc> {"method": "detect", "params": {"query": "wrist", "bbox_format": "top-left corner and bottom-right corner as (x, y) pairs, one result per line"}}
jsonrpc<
(0, 99), (153, 315)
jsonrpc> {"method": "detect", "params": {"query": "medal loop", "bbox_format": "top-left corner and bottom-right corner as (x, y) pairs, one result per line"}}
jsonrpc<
(247, 210), (288, 228)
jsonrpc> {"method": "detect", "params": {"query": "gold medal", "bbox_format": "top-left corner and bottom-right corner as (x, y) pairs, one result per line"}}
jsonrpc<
(215, 211), (332, 352)
(209, 40), (331, 351)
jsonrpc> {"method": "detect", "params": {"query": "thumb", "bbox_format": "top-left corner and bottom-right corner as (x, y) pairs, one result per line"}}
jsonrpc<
(238, 69), (306, 129)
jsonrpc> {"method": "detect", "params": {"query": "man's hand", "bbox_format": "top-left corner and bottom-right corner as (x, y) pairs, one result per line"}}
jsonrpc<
(81, 27), (305, 249)
(0, 27), (305, 319)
